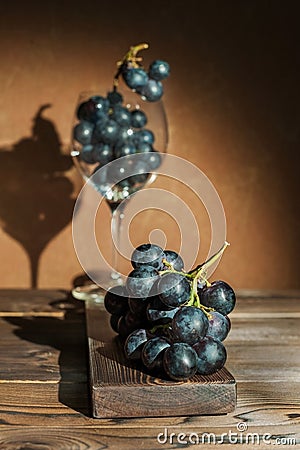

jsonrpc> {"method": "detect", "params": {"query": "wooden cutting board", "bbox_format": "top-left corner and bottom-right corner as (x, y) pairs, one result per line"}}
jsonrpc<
(85, 299), (236, 418)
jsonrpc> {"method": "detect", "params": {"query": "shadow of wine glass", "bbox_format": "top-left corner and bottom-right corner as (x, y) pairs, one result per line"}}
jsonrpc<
(4, 293), (91, 417)
(0, 104), (75, 287)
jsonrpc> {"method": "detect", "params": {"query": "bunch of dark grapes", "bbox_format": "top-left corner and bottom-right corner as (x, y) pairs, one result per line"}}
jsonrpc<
(104, 242), (236, 381)
(72, 43), (169, 194)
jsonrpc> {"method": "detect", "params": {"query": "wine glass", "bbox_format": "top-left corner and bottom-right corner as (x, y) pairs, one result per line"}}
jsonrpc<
(70, 86), (168, 301)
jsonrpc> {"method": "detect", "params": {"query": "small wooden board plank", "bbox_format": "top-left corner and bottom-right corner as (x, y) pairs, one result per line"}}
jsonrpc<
(85, 300), (236, 419)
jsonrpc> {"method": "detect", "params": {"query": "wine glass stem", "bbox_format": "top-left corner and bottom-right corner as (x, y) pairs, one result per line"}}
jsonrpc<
(110, 202), (126, 282)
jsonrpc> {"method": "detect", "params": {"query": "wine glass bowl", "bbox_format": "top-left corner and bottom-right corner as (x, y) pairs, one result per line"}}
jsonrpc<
(70, 86), (168, 301)
(71, 89), (168, 209)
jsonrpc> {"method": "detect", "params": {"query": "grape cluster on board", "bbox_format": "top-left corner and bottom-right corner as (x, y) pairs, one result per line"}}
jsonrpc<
(72, 43), (170, 199)
(104, 242), (236, 382)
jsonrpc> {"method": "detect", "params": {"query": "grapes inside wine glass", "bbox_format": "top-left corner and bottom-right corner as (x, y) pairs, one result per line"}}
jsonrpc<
(70, 43), (169, 301)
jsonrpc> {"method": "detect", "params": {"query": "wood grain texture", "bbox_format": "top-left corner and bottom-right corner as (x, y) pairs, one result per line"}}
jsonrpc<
(0, 381), (298, 428)
(0, 289), (81, 314)
(0, 290), (299, 449)
(86, 303), (236, 418)
(0, 426), (298, 450)
(0, 316), (87, 382)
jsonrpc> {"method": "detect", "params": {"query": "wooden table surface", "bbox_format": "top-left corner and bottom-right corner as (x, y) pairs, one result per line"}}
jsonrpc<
(0, 289), (299, 449)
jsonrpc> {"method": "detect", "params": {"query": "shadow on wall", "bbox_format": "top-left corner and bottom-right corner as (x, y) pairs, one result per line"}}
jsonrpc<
(0, 105), (75, 287)
(4, 293), (90, 416)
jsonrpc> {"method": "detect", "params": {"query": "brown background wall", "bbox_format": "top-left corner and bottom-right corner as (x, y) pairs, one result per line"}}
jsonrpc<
(0, 0), (299, 290)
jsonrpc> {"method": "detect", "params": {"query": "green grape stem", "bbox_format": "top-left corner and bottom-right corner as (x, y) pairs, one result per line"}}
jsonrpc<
(189, 241), (230, 278)
(161, 259), (173, 270)
(159, 242), (230, 317)
(113, 42), (149, 88)
(159, 268), (193, 279)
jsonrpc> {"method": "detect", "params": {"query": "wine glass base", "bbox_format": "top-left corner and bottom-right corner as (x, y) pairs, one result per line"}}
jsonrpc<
(71, 274), (125, 303)
(71, 284), (106, 303)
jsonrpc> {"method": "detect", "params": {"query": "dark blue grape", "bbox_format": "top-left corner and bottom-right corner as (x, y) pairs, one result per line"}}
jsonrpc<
(128, 296), (150, 317)
(124, 328), (150, 360)
(193, 336), (227, 375)
(111, 105), (132, 127)
(91, 165), (112, 195)
(93, 115), (109, 143)
(107, 90), (123, 106)
(131, 160), (151, 182)
(136, 142), (152, 154)
(146, 286), (179, 324)
(114, 142), (137, 159)
(131, 109), (147, 128)
(138, 79), (163, 102)
(163, 250), (184, 271)
(104, 285), (129, 316)
(148, 60), (170, 81)
(116, 127), (135, 146)
(172, 306), (209, 345)
(122, 67), (148, 90)
(153, 325), (175, 341)
(76, 99), (97, 122)
(118, 311), (145, 339)
(135, 147), (162, 171)
(126, 265), (159, 298)
(146, 297), (179, 324)
(107, 157), (149, 184)
(163, 342), (198, 381)
(90, 95), (110, 113)
(131, 243), (165, 270)
(77, 97), (109, 123)
(93, 111), (109, 131)
(200, 280), (236, 315)
(73, 121), (94, 145)
(97, 119), (120, 144)
(142, 336), (170, 370)
(158, 273), (191, 308)
(93, 143), (114, 165)
(134, 129), (155, 145)
(146, 150), (162, 170)
(80, 144), (97, 164)
(116, 172), (149, 189)
(206, 311), (230, 341)
(105, 155), (133, 182)
(197, 279), (207, 291)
